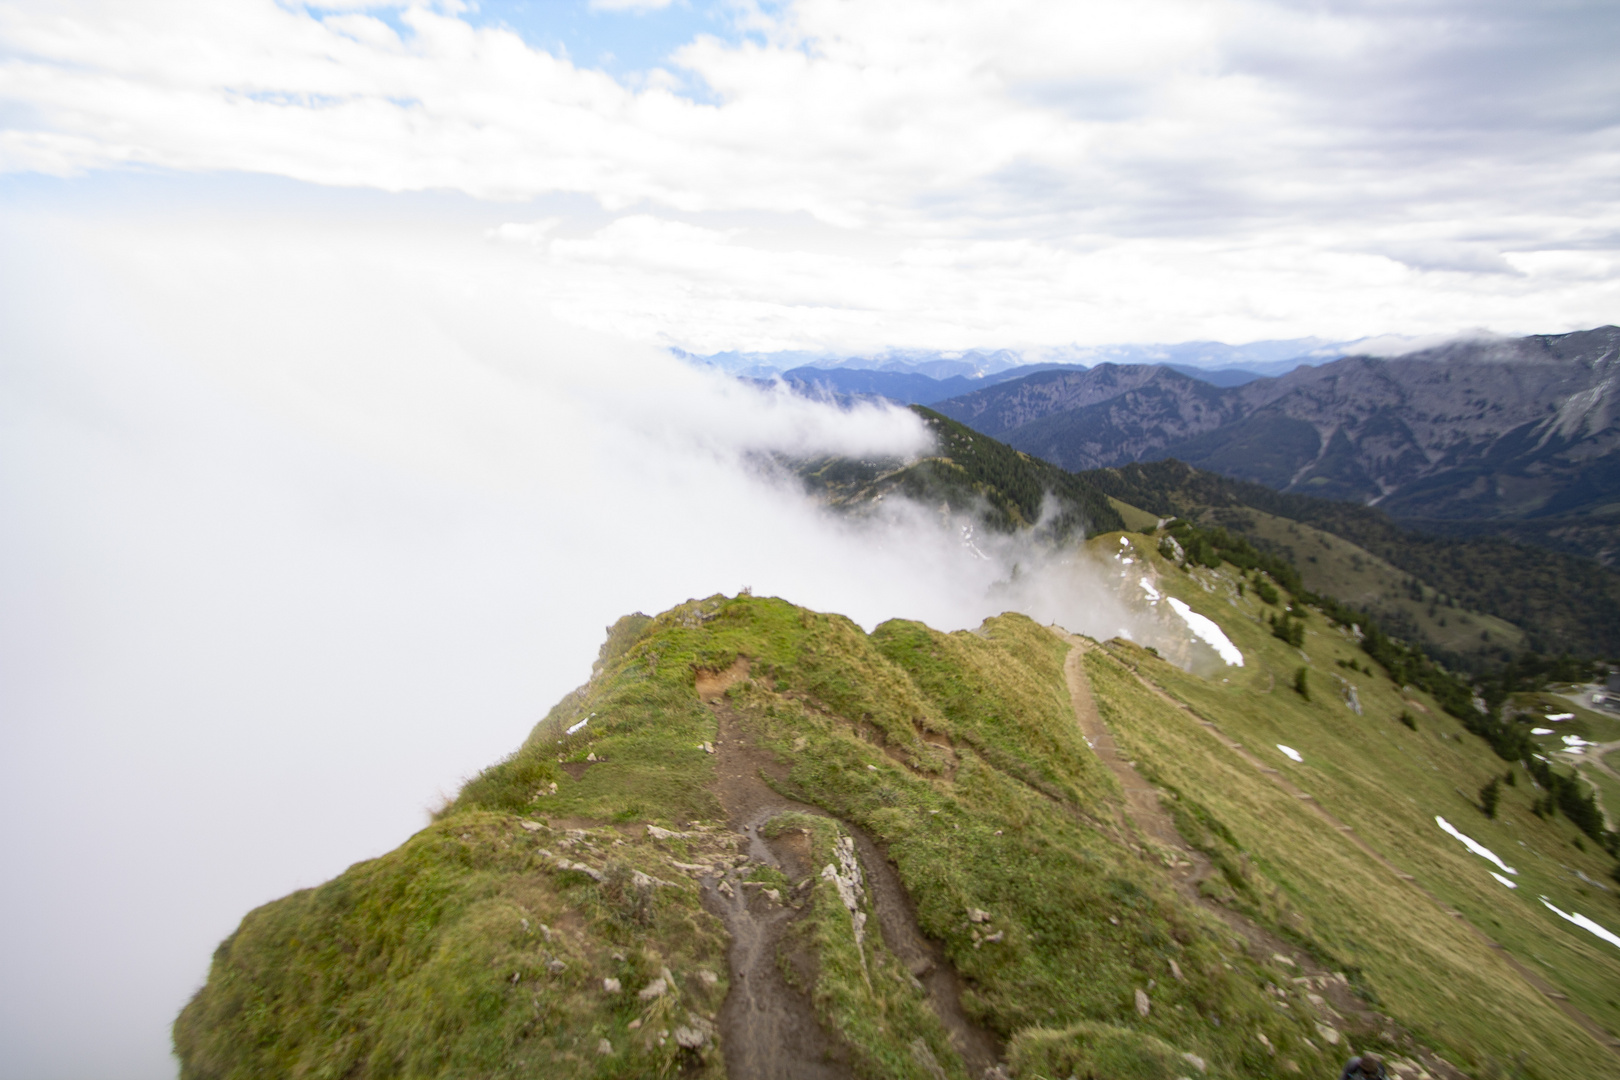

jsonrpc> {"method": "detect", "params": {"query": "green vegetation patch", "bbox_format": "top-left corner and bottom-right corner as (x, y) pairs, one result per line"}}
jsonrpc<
(1008, 1021), (1189, 1080)
(174, 814), (729, 1079)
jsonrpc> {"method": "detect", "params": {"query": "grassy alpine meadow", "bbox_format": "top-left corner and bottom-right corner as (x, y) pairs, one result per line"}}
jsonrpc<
(176, 577), (1618, 1079)
(1094, 531), (1620, 1078)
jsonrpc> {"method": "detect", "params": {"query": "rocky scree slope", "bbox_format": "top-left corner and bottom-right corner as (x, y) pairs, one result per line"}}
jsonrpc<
(175, 577), (1619, 1079)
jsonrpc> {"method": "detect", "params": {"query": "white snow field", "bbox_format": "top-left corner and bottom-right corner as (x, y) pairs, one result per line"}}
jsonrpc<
(1166, 597), (1243, 667)
(1436, 816), (1518, 875)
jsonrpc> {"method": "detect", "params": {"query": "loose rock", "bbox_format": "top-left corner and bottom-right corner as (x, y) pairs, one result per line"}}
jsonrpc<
(1135, 988), (1151, 1016)
(603, 977), (621, 993)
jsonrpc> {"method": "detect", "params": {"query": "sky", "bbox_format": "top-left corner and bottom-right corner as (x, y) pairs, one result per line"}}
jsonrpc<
(2, 2), (1618, 1078)
(2, 0), (1618, 351)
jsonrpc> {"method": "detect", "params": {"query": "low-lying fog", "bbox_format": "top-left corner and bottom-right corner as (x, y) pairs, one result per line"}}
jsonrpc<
(1, 197), (1198, 1079)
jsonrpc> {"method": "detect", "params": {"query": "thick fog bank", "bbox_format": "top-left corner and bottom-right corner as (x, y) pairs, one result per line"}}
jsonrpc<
(1, 206), (1161, 1079)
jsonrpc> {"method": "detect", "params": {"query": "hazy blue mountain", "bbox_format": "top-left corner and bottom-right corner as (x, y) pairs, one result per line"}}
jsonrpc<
(676, 337), (1355, 379)
(1164, 364), (1264, 387)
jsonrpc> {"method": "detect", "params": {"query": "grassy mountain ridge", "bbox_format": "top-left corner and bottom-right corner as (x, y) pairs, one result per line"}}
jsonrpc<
(794, 405), (1125, 539)
(1079, 459), (1620, 661)
(175, 552), (1620, 1077)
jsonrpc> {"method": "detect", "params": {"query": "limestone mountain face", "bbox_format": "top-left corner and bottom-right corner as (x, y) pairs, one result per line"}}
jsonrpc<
(934, 327), (1620, 552)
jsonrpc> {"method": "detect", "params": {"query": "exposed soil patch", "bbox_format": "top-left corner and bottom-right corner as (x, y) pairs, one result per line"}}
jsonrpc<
(699, 663), (1001, 1079)
(845, 826), (1002, 1075)
(558, 760), (597, 780)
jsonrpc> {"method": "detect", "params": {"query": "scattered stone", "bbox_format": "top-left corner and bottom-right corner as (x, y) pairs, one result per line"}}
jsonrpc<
(586, 752), (597, 762)
(612, 951), (626, 962)
(1315, 1023), (1340, 1046)
(1135, 988), (1151, 1016)
(628, 1019), (642, 1030)
(697, 969), (719, 986)
(1306, 992), (1325, 1006)
(631, 869), (674, 889)
(764, 888), (782, 903)
(981, 930), (1004, 944)
(603, 977), (621, 993)
(596, 1038), (613, 1056)
(1257, 1033), (1273, 1051)
(1169, 958), (1184, 981)
(556, 859), (604, 882)
(674, 1026), (707, 1049)
(638, 978), (667, 1001)
(646, 825), (696, 840)
(1182, 1052), (1208, 1072)
(968, 908), (992, 923)
(519, 821), (542, 832)
(547, 959), (566, 974)
(1271, 953), (1296, 967)
(793, 736), (808, 751)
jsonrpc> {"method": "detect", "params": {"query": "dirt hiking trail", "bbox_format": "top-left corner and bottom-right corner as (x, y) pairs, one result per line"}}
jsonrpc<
(1059, 633), (1479, 1080)
(695, 659), (1002, 1080)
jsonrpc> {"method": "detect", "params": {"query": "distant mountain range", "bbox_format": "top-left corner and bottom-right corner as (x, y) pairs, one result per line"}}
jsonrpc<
(928, 327), (1620, 567)
(676, 336), (1353, 380)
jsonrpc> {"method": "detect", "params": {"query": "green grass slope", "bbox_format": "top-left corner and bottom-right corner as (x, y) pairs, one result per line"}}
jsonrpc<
(176, 575), (1620, 1079)
(797, 405), (1125, 539)
(1080, 459), (1620, 660)
(1216, 504), (1526, 658)
(1091, 535), (1620, 1076)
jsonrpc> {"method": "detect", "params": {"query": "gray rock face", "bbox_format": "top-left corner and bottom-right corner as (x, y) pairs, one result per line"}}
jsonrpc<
(934, 326), (1620, 535)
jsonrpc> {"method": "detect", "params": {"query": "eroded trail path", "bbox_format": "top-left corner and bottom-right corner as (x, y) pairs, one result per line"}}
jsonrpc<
(695, 660), (1000, 1080)
(1057, 634), (1476, 1080)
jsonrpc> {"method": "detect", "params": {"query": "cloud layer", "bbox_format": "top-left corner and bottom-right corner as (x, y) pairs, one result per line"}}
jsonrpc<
(3, 0), (1618, 348)
(0, 196), (1173, 1079)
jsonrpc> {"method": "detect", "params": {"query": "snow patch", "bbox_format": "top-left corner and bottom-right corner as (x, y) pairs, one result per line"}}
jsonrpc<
(1139, 577), (1161, 603)
(1120, 536), (1130, 546)
(1436, 816), (1517, 875)
(1490, 872), (1518, 889)
(1545, 713), (1574, 722)
(1540, 897), (1620, 951)
(1165, 597), (1243, 666)
(1276, 745), (1303, 763)
(566, 714), (593, 736)
(1531, 727), (1553, 735)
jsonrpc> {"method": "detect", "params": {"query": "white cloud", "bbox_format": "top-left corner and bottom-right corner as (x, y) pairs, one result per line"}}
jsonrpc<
(1, 0), (1617, 347)
(1, 203), (1179, 1076)
(590, 0), (678, 11)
